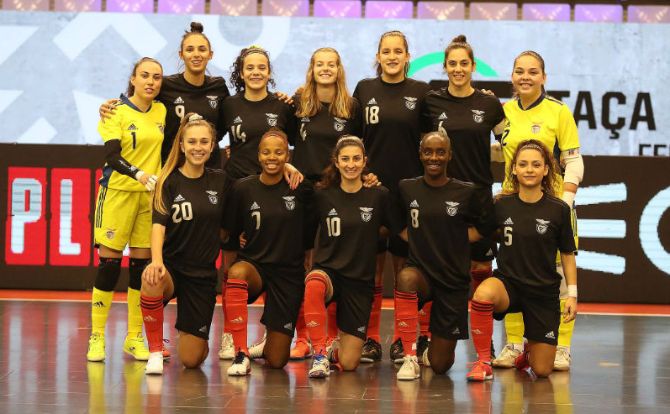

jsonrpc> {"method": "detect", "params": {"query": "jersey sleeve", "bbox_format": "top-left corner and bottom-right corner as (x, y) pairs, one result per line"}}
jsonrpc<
(97, 110), (123, 143)
(152, 177), (172, 226)
(282, 101), (298, 145)
(380, 188), (404, 235)
(468, 188), (496, 237)
(558, 202), (577, 253)
(222, 180), (242, 237)
(350, 98), (364, 137)
(557, 104), (580, 151)
(420, 93), (433, 134)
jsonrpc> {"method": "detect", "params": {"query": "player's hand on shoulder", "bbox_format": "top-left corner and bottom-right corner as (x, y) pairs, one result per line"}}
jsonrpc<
(274, 91), (294, 105)
(284, 163), (304, 190)
(363, 173), (381, 187)
(99, 98), (120, 122)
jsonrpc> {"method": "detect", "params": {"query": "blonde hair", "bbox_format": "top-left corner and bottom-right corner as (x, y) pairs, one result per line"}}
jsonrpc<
(153, 113), (216, 215)
(296, 47), (354, 119)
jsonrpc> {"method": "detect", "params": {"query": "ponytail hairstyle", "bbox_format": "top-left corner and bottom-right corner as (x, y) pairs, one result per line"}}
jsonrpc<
(229, 46), (276, 93)
(443, 34), (474, 69)
(318, 135), (367, 189)
(512, 50), (547, 96)
(153, 113), (216, 215)
(375, 30), (410, 78)
(297, 47), (354, 119)
(126, 57), (163, 97)
(505, 139), (558, 197)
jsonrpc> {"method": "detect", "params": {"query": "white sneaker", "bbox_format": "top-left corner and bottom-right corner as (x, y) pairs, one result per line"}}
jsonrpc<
(145, 352), (164, 375)
(218, 333), (235, 360)
(397, 355), (420, 381)
(248, 332), (266, 360)
(309, 353), (330, 378)
(492, 343), (522, 368)
(553, 346), (571, 371)
(227, 351), (251, 376)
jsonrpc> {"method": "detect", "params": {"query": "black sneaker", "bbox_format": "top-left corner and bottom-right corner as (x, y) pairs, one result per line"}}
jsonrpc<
(390, 338), (405, 364)
(360, 338), (382, 363)
(416, 335), (430, 365)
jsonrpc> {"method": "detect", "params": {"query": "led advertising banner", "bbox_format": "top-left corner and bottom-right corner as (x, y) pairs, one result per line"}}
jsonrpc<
(0, 12), (667, 156)
(1, 144), (668, 303)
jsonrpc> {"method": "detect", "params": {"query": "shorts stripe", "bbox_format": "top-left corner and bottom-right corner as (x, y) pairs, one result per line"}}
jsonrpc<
(95, 187), (107, 229)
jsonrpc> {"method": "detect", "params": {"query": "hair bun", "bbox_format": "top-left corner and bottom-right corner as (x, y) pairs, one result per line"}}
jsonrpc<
(190, 22), (204, 33)
(452, 34), (467, 43)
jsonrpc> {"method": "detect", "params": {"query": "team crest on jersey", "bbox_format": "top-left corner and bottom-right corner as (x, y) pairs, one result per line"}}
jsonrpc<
(359, 207), (374, 222)
(207, 95), (218, 109)
(536, 218), (550, 234)
(105, 228), (116, 240)
(282, 196), (296, 211)
(404, 96), (418, 110)
(472, 109), (485, 123)
(157, 123), (164, 134)
(333, 117), (347, 132)
(206, 190), (218, 205)
(266, 113), (279, 127)
(445, 201), (460, 217)
(531, 123), (542, 134)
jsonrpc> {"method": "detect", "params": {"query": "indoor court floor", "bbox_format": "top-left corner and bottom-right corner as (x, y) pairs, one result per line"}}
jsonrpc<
(0, 292), (668, 414)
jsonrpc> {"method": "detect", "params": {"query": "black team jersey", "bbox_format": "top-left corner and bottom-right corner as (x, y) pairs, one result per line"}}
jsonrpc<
(422, 88), (504, 186)
(221, 93), (296, 180)
(398, 177), (495, 290)
(292, 96), (363, 180)
(353, 78), (430, 192)
(223, 176), (313, 269)
(158, 74), (230, 168)
(313, 185), (401, 283)
(494, 193), (576, 295)
(153, 168), (232, 277)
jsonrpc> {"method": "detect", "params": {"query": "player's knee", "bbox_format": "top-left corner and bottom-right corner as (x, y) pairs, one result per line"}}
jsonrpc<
(530, 361), (553, 378)
(94, 257), (122, 291)
(265, 354), (288, 369)
(339, 357), (360, 372)
(429, 354), (454, 375)
(395, 269), (417, 292)
(227, 264), (249, 282)
(180, 351), (206, 369)
(472, 286), (494, 303)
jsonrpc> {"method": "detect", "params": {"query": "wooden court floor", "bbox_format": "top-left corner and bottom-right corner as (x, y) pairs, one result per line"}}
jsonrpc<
(0, 294), (668, 414)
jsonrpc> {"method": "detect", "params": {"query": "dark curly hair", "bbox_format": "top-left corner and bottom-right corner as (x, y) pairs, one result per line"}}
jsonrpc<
(229, 46), (276, 93)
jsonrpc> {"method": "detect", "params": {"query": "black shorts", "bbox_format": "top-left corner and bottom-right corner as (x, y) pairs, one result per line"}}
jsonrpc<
(242, 259), (305, 337)
(493, 276), (560, 346)
(316, 267), (374, 341)
(415, 271), (469, 341)
(469, 186), (496, 262)
(164, 265), (218, 340)
(376, 234), (408, 258)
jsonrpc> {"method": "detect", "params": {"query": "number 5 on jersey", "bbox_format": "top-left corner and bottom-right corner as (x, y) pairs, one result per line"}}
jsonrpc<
(503, 226), (513, 246)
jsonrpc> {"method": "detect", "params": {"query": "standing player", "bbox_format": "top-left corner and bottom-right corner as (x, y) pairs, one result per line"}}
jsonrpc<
(492, 51), (583, 371)
(289, 47), (363, 360)
(421, 35), (505, 362)
(467, 139), (578, 381)
(223, 129), (314, 376)
(394, 131), (495, 380)
(100, 22), (230, 168)
(141, 113), (232, 375)
(303, 136), (401, 378)
(353, 31), (431, 363)
(87, 57), (166, 362)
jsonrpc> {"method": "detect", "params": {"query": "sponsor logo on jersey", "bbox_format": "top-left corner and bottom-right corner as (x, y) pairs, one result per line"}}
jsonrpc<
(233, 116), (243, 124)
(127, 123), (137, 131)
(306, 320), (319, 328)
(207, 95), (218, 109)
(531, 122), (542, 134)
(545, 331), (556, 339)
(301, 117), (310, 123)
(367, 98), (377, 105)
(438, 112), (448, 120)
(174, 96), (184, 105)
(266, 113), (278, 127)
(250, 202), (260, 211)
(471, 109), (485, 123)
(504, 217), (514, 225)
(451, 327), (460, 335)
(404, 96), (418, 110)
(207, 190), (218, 205)
(410, 200), (419, 208)
(357, 325), (367, 333)
(333, 117), (346, 132)
(536, 218), (550, 234)
(283, 322), (293, 330)
(445, 201), (460, 216)
(199, 325), (208, 333)
(283, 196), (295, 211)
(105, 228), (115, 240)
(174, 194), (185, 202)
(359, 207), (374, 222)
(328, 208), (338, 216)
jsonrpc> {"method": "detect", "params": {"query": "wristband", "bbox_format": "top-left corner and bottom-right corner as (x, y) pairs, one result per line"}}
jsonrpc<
(561, 190), (576, 208)
(567, 285), (578, 298)
(134, 170), (146, 182)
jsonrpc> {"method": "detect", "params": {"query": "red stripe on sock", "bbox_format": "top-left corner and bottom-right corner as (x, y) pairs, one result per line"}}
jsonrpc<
(140, 295), (164, 353)
(394, 290), (418, 356)
(470, 299), (494, 362)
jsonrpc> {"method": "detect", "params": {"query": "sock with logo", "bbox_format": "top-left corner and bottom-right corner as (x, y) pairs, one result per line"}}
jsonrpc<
(140, 295), (164, 353)
(471, 300), (494, 362)
(367, 284), (383, 343)
(225, 279), (249, 355)
(418, 301), (432, 339)
(304, 272), (328, 354)
(395, 290), (418, 357)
